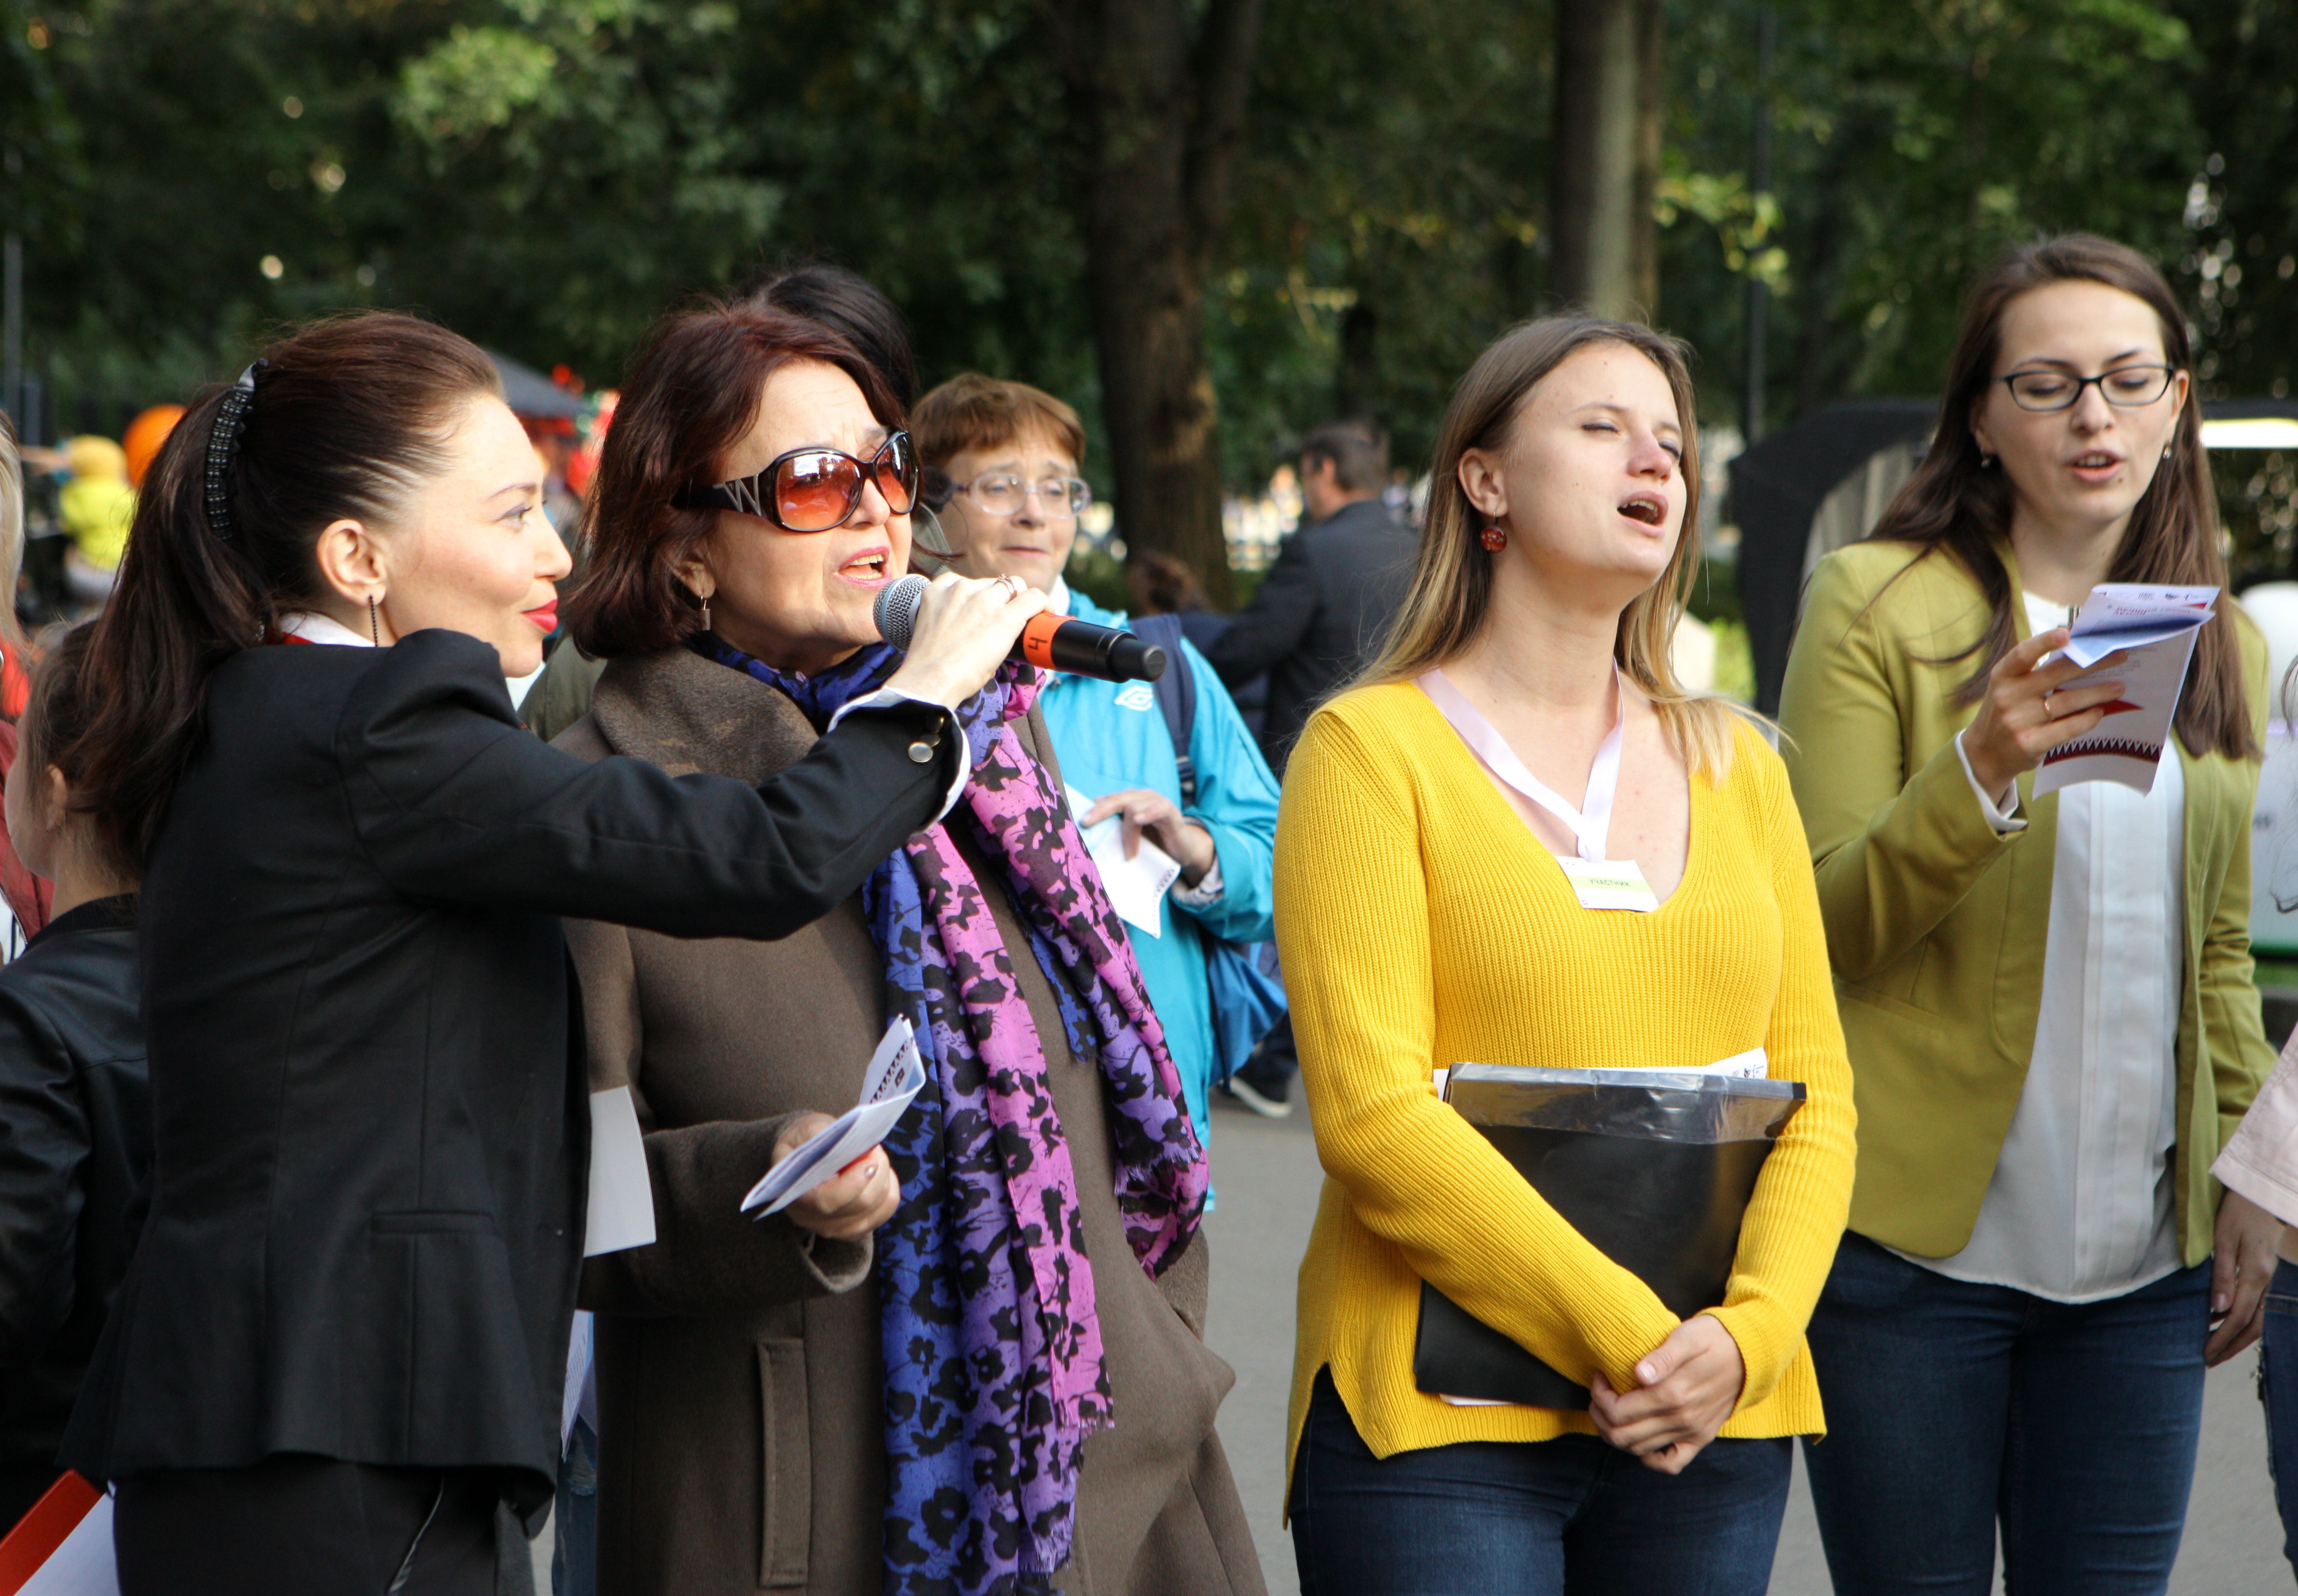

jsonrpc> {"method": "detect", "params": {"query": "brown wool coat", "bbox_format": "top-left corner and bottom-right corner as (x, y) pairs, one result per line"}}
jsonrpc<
(559, 646), (1265, 1596)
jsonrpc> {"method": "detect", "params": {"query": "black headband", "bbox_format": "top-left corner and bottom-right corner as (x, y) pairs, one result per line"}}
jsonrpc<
(204, 359), (265, 539)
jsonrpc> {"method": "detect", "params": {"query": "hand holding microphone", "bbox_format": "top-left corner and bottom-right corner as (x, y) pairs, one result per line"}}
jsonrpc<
(879, 572), (1053, 710)
(875, 572), (1168, 686)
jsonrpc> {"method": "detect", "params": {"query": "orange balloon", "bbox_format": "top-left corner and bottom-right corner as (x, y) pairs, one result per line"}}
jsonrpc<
(123, 404), (187, 488)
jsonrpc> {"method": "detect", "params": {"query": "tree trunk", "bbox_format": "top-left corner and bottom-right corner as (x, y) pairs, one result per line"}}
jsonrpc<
(1630, 0), (1663, 318)
(1549, 0), (1661, 322)
(1335, 296), (1379, 421)
(1046, 0), (1265, 608)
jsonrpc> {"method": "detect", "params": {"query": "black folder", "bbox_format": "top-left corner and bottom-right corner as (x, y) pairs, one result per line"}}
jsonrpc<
(1412, 1064), (1805, 1410)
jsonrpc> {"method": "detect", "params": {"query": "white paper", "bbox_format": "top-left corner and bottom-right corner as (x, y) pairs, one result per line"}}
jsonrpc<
(1067, 783), (1182, 936)
(17, 1493), (117, 1596)
(1704, 1046), (1770, 1079)
(561, 1310), (594, 1451)
(585, 1086), (657, 1257)
(2032, 583), (2216, 797)
(741, 1017), (924, 1218)
(1433, 1047), (1765, 1100)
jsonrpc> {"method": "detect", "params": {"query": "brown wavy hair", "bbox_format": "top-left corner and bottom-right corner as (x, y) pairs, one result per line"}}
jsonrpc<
(564, 301), (900, 658)
(1866, 233), (2253, 760)
(1361, 316), (1744, 778)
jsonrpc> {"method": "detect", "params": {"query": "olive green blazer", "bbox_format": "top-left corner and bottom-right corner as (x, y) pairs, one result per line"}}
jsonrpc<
(1778, 539), (2276, 1264)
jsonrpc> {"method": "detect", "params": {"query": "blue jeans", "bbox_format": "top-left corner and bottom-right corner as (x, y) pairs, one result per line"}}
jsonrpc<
(1287, 1368), (1790, 1596)
(552, 1415), (597, 1596)
(1802, 1232), (2210, 1595)
(2259, 1258), (2298, 1579)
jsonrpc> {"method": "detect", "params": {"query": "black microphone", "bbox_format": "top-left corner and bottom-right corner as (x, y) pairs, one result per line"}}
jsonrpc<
(873, 574), (1168, 683)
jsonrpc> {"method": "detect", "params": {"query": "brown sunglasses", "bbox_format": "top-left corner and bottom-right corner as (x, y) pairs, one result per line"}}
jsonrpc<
(675, 432), (919, 532)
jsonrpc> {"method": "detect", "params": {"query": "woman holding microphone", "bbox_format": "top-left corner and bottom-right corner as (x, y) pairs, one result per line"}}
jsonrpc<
(1275, 316), (1856, 1594)
(555, 303), (1252, 1596)
(1777, 234), (2280, 1592)
(56, 310), (1044, 1594)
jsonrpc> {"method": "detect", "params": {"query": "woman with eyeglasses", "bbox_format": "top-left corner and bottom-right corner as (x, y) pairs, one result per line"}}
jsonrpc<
(1776, 233), (2281, 1593)
(54, 310), (1040, 1595)
(916, 374), (1282, 1167)
(552, 312), (1264, 1595)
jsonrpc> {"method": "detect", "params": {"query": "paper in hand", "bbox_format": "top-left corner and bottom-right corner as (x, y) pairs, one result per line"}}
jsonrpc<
(584, 1086), (657, 1257)
(1068, 783), (1182, 936)
(740, 1016), (924, 1219)
(2032, 583), (2216, 797)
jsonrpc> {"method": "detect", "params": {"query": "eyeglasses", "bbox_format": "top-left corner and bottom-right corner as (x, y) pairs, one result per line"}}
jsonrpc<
(952, 472), (1093, 519)
(1994, 364), (2176, 413)
(675, 432), (919, 532)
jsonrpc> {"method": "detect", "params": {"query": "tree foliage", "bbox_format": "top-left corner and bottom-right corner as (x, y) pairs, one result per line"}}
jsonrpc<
(3, 0), (2293, 565)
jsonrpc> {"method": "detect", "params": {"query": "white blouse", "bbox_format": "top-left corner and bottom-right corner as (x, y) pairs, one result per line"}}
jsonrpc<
(1909, 591), (2186, 1303)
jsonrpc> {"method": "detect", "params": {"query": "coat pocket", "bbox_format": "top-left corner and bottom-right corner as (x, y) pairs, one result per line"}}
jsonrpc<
(756, 1337), (812, 1589)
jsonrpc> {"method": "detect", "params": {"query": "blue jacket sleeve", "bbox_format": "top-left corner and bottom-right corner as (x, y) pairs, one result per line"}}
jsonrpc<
(1176, 638), (1279, 945)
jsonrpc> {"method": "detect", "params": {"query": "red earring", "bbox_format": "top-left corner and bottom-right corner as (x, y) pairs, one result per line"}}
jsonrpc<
(1481, 525), (1508, 551)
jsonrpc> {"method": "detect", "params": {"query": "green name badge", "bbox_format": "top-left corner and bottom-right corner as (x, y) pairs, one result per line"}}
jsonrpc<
(1555, 855), (1660, 913)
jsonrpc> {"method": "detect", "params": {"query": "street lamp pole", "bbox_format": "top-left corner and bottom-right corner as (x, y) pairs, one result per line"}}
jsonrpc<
(3, 145), (21, 433)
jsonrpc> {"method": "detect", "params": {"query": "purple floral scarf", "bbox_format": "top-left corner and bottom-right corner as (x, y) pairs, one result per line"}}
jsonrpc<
(694, 637), (1206, 1595)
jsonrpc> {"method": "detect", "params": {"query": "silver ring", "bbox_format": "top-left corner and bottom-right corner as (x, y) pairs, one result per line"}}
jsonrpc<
(996, 574), (1020, 598)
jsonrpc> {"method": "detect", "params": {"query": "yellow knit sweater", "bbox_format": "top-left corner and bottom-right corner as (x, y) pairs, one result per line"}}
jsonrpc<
(1273, 681), (1858, 1481)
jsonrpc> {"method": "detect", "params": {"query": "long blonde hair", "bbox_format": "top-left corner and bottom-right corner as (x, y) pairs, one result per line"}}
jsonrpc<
(1362, 316), (1744, 778)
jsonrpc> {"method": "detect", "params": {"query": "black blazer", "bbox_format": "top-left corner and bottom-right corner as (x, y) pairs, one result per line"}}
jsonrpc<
(0, 895), (146, 1523)
(1201, 496), (1416, 772)
(63, 631), (959, 1509)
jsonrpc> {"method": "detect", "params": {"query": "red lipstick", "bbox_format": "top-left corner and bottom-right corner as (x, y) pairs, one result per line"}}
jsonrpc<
(524, 599), (559, 634)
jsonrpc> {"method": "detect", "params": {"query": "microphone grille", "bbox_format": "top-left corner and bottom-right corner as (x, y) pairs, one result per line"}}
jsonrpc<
(874, 573), (929, 650)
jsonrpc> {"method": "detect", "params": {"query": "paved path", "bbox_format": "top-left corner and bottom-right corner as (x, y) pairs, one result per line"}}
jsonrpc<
(1200, 1094), (2288, 1595)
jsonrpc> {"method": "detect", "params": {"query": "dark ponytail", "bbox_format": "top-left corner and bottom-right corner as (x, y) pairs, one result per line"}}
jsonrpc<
(79, 312), (500, 870)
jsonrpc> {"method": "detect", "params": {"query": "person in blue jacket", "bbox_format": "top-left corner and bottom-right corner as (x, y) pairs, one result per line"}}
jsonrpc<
(914, 374), (1278, 1151)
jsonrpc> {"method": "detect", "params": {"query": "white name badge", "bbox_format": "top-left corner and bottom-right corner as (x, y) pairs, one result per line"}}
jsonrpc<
(1555, 855), (1659, 912)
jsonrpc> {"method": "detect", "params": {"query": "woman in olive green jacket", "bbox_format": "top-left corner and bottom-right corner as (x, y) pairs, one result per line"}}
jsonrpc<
(1778, 234), (2282, 1596)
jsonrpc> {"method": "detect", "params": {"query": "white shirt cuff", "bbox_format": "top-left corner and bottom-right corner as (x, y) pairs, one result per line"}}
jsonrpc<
(1170, 838), (1225, 910)
(826, 689), (968, 822)
(1954, 728), (2027, 835)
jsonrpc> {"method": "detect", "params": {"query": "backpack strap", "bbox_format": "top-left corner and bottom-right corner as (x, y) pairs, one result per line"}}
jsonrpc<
(1131, 613), (1199, 806)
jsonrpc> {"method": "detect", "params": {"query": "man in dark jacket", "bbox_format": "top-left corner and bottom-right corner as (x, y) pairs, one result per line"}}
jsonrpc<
(0, 628), (145, 1530)
(1203, 421), (1415, 1118)
(1203, 419), (1416, 777)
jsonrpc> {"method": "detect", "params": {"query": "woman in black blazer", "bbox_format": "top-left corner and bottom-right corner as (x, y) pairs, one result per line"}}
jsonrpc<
(57, 312), (1044, 1594)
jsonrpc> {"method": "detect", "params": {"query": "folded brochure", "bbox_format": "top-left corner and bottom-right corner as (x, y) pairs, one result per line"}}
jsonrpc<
(740, 1015), (924, 1218)
(2032, 582), (2215, 797)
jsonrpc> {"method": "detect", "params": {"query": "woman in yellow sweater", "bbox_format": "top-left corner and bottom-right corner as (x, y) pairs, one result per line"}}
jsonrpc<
(1273, 316), (1857, 1595)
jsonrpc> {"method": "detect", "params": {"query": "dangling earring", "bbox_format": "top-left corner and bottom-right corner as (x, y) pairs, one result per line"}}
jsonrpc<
(1480, 525), (1508, 552)
(368, 594), (381, 646)
(700, 596), (713, 632)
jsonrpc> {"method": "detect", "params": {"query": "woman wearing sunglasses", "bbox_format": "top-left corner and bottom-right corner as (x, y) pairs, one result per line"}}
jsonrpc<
(57, 310), (1038, 1595)
(553, 304), (1262, 1596)
(1777, 234), (2280, 1592)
